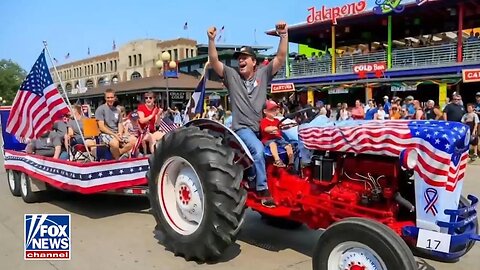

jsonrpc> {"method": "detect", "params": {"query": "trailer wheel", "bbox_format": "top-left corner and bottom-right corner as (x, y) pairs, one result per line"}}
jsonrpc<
(6, 169), (21, 197)
(20, 173), (39, 203)
(147, 126), (247, 262)
(260, 214), (303, 230)
(312, 218), (417, 270)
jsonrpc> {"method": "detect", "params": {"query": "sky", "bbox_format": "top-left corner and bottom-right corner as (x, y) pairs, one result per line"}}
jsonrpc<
(0, 0), (419, 71)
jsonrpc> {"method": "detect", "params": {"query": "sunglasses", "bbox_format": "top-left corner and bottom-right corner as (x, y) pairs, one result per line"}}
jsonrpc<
(145, 96), (154, 100)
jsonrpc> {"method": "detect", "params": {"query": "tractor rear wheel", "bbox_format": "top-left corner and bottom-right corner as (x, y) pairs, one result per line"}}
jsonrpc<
(147, 126), (247, 262)
(6, 169), (21, 197)
(260, 214), (303, 230)
(312, 218), (417, 270)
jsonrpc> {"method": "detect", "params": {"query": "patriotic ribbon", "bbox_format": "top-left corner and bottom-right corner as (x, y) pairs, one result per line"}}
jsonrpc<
(424, 188), (439, 216)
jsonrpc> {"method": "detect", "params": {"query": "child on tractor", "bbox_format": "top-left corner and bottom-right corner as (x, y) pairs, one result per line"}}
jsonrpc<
(260, 100), (294, 167)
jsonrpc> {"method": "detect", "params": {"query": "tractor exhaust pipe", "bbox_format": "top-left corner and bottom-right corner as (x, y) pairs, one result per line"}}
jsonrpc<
(395, 192), (415, 212)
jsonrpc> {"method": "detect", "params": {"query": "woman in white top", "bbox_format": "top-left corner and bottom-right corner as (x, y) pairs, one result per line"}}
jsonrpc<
(375, 105), (386, 120)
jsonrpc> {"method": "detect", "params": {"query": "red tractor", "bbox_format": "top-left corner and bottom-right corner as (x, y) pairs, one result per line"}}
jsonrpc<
(146, 110), (479, 270)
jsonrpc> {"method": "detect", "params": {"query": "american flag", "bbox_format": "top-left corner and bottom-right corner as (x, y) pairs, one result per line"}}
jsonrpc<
(299, 120), (469, 192)
(158, 116), (180, 133)
(6, 49), (69, 140)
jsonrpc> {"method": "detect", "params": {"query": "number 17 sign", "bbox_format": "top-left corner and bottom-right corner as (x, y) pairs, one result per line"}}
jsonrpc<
(416, 229), (452, 253)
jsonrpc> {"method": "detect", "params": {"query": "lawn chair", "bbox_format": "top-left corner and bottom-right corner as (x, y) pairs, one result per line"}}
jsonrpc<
(69, 118), (113, 162)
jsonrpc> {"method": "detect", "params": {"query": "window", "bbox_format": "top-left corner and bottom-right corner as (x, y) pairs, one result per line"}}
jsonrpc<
(134, 55), (137, 66)
(104, 62), (106, 72)
(131, 71), (142, 80)
(110, 61), (113, 71)
(138, 54), (142, 65)
(114, 60), (117, 71)
(91, 64), (93, 74)
(129, 56), (132, 67)
(173, 49), (178, 61)
(191, 49), (194, 57)
(96, 63), (99, 73)
(168, 50), (172, 59)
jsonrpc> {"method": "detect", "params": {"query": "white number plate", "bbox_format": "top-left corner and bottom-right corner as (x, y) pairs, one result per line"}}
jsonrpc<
(416, 229), (452, 253)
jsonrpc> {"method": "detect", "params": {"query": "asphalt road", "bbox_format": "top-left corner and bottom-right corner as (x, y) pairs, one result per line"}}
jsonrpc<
(1, 153), (479, 270)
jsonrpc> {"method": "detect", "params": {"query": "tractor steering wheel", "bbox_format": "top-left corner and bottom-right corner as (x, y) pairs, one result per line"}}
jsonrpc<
(279, 107), (319, 129)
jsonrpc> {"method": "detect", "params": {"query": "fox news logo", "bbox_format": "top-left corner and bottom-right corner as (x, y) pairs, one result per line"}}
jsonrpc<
(24, 214), (71, 260)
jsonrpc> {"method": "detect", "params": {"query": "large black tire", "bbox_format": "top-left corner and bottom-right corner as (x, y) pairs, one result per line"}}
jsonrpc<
(19, 172), (39, 203)
(147, 126), (247, 262)
(411, 195), (478, 262)
(6, 169), (21, 197)
(260, 214), (303, 230)
(312, 218), (417, 270)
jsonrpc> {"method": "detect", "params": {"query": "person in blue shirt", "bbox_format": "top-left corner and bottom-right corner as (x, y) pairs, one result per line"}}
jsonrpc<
(383, 96), (391, 118)
(365, 99), (378, 120)
(405, 96), (415, 118)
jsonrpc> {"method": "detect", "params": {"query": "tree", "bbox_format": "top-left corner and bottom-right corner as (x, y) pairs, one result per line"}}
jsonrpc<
(0, 59), (27, 105)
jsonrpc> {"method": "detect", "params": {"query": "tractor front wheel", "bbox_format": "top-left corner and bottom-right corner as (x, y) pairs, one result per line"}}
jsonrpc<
(147, 126), (247, 262)
(312, 218), (417, 270)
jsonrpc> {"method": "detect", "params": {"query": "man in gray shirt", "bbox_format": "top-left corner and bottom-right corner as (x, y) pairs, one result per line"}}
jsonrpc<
(207, 21), (289, 207)
(95, 88), (135, 159)
(26, 130), (67, 159)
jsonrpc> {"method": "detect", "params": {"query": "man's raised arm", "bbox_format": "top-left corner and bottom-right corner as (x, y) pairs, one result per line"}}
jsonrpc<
(271, 21), (289, 76)
(207, 26), (224, 77)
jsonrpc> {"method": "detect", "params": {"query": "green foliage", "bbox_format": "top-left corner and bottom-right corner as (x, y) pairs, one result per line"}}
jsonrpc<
(0, 59), (27, 105)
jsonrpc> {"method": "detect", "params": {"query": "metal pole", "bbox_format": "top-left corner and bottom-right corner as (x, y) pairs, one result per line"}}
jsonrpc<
(166, 76), (170, 109)
(457, 3), (464, 63)
(43, 41), (93, 161)
(331, 25), (336, 74)
(387, 15), (393, 69)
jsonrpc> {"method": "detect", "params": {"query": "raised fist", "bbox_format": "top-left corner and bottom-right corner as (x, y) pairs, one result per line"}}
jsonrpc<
(207, 26), (217, 40)
(275, 21), (288, 35)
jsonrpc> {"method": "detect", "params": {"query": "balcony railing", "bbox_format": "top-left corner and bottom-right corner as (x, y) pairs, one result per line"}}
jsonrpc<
(274, 40), (480, 80)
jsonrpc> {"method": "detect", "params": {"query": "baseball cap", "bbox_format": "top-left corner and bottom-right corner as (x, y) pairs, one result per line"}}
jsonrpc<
(265, 100), (279, 111)
(476, 92), (480, 96)
(383, 95), (389, 99)
(233, 46), (257, 60)
(129, 111), (139, 120)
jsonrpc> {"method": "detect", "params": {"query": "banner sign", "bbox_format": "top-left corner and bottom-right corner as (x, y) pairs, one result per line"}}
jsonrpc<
(271, 83), (295, 93)
(353, 62), (386, 78)
(391, 84), (417, 92)
(462, 69), (480, 83)
(307, 0), (366, 25)
(328, 88), (349, 95)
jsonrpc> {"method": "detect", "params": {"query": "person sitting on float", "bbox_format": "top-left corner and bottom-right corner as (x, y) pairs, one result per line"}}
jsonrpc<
(26, 129), (68, 160)
(64, 104), (96, 158)
(137, 91), (165, 148)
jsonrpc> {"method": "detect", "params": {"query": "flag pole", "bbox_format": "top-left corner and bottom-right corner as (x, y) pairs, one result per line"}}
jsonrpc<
(43, 41), (94, 162)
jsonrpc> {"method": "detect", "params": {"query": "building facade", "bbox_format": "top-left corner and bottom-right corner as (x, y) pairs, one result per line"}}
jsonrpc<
(50, 38), (197, 94)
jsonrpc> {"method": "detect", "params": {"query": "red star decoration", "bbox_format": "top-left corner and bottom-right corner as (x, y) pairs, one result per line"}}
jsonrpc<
(358, 71), (367, 79)
(374, 70), (383, 78)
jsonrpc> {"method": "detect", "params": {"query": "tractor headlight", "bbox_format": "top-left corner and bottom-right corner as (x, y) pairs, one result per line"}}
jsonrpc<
(400, 148), (418, 170)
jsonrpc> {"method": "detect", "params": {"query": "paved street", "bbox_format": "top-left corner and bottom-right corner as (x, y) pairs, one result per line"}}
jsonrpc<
(1, 153), (479, 270)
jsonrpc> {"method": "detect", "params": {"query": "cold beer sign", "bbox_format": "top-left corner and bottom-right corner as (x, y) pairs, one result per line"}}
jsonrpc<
(307, 0), (367, 25)
(353, 62), (387, 79)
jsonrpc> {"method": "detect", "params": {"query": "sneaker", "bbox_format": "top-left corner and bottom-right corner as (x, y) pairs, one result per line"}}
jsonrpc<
(257, 189), (276, 208)
(273, 159), (287, 168)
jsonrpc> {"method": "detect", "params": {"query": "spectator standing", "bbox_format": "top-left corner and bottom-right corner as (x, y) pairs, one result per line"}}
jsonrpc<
(462, 103), (479, 160)
(443, 94), (465, 122)
(351, 100), (365, 120)
(424, 100), (442, 120)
